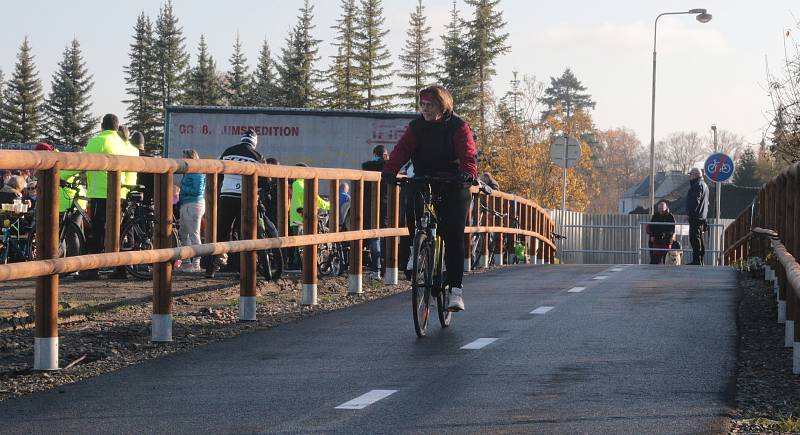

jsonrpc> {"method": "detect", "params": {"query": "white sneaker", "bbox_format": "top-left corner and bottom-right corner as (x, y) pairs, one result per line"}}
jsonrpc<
(448, 287), (465, 312)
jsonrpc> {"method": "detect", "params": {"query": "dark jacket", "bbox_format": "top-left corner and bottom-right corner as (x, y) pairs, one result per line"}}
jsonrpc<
(648, 211), (675, 244)
(685, 178), (709, 220)
(382, 113), (477, 178)
(362, 159), (388, 229)
(219, 143), (266, 199)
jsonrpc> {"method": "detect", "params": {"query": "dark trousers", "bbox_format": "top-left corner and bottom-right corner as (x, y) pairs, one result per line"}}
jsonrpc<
(405, 183), (470, 288)
(689, 219), (706, 264)
(87, 199), (107, 255)
(214, 196), (241, 268)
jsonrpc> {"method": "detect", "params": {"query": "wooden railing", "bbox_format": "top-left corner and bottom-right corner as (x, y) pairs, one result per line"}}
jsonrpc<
(723, 162), (800, 374)
(0, 150), (556, 370)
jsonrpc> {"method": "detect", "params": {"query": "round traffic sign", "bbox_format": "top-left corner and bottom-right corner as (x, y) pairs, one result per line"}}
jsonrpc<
(704, 152), (734, 183)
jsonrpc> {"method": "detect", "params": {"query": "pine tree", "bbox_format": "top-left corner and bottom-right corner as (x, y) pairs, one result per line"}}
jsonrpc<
(0, 69), (6, 142)
(733, 147), (761, 187)
(250, 39), (277, 107)
(463, 0), (510, 142)
(276, 0), (321, 108)
(187, 35), (222, 106)
(123, 12), (161, 149)
(398, 0), (434, 110)
(225, 33), (250, 106)
(155, 0), (189, 146)
(1, 37), (44, 143)
(354, 0), (394, 110)
(540, 68), (595, 120)
(326, 0), (361, 109)
(439, 1), (477, 118)
(43, 39), (96, 147)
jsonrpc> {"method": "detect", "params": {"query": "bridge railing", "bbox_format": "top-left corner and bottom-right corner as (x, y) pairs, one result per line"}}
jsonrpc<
(0, 150), (556, 370)
(724, 162), (800, 373)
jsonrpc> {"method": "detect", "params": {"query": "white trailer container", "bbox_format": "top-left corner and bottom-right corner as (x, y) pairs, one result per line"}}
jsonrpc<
(164, 106), (417, 169)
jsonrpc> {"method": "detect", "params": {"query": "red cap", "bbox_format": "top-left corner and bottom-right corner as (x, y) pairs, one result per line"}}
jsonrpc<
(34, 143), (54, 151)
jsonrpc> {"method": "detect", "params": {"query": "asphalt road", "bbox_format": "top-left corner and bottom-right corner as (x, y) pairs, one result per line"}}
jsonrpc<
(0, 264), (738, 434)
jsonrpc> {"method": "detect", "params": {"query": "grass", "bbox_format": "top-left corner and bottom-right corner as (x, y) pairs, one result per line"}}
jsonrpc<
(744, 417), (800, 432)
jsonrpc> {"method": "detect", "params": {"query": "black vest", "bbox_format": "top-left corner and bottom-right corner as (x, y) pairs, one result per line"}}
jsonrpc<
(408, 114), (464, 176)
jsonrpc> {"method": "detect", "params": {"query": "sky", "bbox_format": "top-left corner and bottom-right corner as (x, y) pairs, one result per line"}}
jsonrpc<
(0, 0), (796, 151)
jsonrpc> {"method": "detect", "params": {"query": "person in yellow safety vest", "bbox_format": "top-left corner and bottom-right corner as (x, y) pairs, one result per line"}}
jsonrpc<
(116, 125), (139, 196)
(74, 114), (131, 280)
(289, 163), (331, 231)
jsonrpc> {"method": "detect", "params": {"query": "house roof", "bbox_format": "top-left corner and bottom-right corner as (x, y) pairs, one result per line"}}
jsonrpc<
(621, 170), (688, 198)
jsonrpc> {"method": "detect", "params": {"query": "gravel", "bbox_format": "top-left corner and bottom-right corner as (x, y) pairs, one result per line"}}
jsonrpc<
(730, 270), (800, 434)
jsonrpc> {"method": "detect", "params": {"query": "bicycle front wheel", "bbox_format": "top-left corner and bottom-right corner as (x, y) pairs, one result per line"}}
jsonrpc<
(412, 231), (432, 338)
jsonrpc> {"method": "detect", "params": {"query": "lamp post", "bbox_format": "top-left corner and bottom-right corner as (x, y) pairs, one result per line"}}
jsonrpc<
(648, 8), (712, 214)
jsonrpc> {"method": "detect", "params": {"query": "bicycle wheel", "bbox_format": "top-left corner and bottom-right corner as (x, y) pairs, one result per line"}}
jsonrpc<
(487, 233), (497, 266)
(435, 238), (451, 328)
(59, 219), (85, 258)
(121, 219), (179, 280)
(257, 214), (283, 281)
(411, 231), (432, 338)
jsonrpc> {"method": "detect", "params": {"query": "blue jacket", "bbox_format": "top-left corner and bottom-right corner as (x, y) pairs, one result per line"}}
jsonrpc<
(180, 173), (206, 204)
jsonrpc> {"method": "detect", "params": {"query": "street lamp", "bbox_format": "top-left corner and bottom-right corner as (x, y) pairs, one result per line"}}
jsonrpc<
(648, 8), (712, 214)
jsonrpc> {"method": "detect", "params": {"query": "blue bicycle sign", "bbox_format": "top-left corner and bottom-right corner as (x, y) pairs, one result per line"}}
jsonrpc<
(704, 152), (734, 183)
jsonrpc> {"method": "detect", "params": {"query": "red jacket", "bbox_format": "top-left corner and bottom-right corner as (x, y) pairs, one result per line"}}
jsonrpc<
(383, 114), (477, 178)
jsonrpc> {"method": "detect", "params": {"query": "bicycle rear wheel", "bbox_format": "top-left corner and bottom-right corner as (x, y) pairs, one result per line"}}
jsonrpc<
(435, 239), (451, 328)
(256, 214), (283, 280)
(121, 219), (179, 280)
(412, 231), (432, 337)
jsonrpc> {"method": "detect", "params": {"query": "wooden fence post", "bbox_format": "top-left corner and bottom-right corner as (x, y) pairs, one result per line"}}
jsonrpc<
(329, 179), (339, 235)
(205, 174), (217, 244)
(493, 196), (504, 265)
(349, 179), (364, 294)
(277, 178), (289, 237)
(302, 177), (319, 305)
(105, 171), (121, 254)
(385, 181), (399, 284)
(240, 173), (258, 319)
(463, 193), (473, 272)
(478, 194), (494, 269)
(34, 166), (60, 370)
(152, 172), (174, 342)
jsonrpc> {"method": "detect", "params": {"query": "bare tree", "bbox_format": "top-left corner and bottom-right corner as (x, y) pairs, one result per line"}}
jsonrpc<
(657, 131), (707, 173)
(765, 22), (800, 163)
(705, 128), (746, 158)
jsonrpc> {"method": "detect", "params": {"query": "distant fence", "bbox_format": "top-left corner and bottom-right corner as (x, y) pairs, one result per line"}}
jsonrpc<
(552, 210), (732, 265)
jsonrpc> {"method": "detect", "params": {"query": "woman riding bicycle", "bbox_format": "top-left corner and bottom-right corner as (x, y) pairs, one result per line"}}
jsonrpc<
(382, 85), (477, 311)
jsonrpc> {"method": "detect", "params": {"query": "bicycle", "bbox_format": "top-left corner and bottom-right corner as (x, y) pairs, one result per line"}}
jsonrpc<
(0, 211), (35, 264)
(228, 198), (283, 281)
(56, 179), (91, 260)
(119, 186), (180, 280)
(317, 210), (348, 277)
(396, 175), (471, 337)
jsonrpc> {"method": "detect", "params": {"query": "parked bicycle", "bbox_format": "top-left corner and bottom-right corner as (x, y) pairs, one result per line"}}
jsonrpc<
(119, 185), (180, 280)
(228, 198), (283, 281)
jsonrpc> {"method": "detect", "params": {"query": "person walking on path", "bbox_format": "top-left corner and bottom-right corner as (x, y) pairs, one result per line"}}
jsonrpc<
(685, 167), (709, 265)
(178, 149), (205, 272)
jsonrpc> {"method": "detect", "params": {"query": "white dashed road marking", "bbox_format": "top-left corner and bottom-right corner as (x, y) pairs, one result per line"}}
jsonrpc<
(567, 286), (586, 293)
(461, 338), (499, 350)
(610, 268), (623, 272)
(593, 276), (608, 280)
(530, 306), (554, 315)
(335, 390), (397, 410)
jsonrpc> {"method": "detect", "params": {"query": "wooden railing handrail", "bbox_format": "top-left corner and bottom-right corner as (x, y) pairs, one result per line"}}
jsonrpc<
(6, 149), (558, 370)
